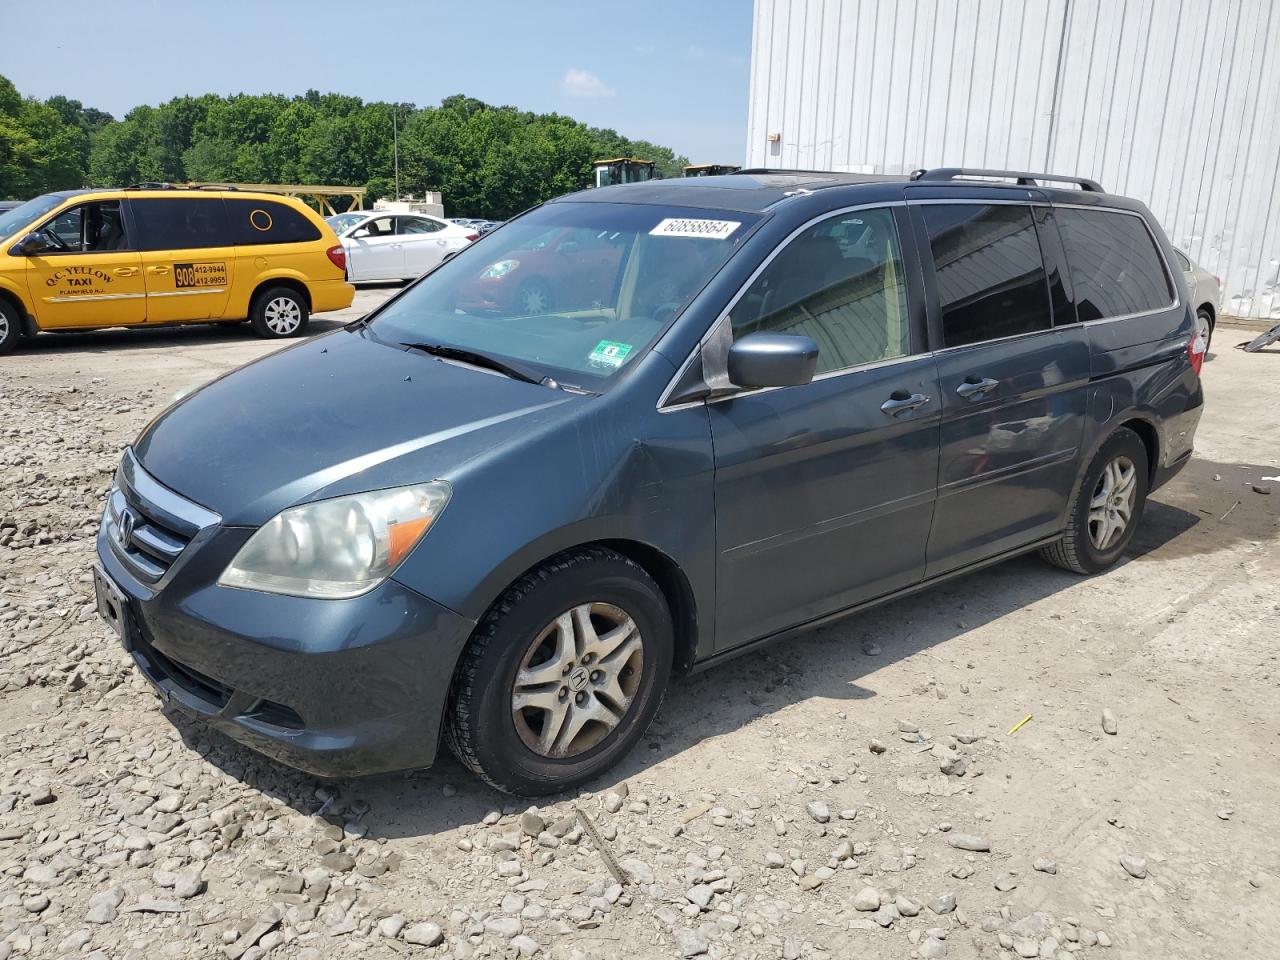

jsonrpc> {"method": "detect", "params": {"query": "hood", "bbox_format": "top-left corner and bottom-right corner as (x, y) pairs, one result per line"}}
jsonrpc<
(133, 329), (574, 525)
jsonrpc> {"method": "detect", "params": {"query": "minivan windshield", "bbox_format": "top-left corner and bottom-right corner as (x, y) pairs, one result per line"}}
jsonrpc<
(367, 201), (761, 386)
(0, 193), (70, 242)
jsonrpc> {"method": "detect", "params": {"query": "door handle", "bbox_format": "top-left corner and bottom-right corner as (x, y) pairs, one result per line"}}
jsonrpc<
(880, 391), (931, 416)
(112, 267), (139, 277)
(955, 377), (999, 399)
(147, 265), (170, 276)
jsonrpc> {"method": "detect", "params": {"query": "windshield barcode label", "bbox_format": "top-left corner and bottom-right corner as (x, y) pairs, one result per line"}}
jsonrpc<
(649, 218), (741, 240)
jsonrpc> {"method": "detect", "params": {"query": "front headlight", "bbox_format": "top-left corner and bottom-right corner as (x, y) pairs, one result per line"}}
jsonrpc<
(218, 482), (451, 599)
(482, 258), (520, 279)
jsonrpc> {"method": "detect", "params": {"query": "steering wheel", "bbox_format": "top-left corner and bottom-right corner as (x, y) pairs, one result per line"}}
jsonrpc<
(39, 229), (71, 253)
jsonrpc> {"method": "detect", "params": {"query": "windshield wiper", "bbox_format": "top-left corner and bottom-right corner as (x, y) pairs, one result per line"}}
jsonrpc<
(400, 341), (543, 386)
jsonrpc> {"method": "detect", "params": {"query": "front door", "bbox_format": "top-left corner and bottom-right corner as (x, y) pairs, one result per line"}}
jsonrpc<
(913, 201), (1089, 576)
(708, 206), (941, 649)
(129, 197), (236, 322)
(347, 215), (404, 281)
(22, 199), (146, 328)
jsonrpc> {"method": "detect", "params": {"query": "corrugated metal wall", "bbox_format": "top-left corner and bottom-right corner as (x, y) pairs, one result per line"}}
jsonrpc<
(746, 0), (1280, 319)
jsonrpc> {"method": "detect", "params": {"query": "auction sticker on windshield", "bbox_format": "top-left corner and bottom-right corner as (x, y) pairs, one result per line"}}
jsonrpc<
(588, 340), (633, 369)
(649, 218), (741, 240)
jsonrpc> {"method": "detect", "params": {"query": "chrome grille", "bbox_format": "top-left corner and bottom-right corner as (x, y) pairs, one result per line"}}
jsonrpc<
(104, 450), (220, 584)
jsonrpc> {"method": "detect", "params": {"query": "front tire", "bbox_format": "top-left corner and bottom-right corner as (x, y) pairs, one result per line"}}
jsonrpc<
(250, 287), (309, 339)
(0, 300), (23, 355)
(445, 548), (673, 795)
(1041, 427), (1149, 574)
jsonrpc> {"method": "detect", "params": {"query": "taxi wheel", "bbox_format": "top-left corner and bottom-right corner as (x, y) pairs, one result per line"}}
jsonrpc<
(0, 300), (22, 355)
(250, 287), (309, 339)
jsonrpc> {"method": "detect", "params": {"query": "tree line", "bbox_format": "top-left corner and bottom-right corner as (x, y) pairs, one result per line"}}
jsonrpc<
(0, 75), (689, 220)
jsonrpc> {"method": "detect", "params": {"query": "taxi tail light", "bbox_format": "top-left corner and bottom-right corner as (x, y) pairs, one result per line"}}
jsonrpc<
(326, 245), (347, 272)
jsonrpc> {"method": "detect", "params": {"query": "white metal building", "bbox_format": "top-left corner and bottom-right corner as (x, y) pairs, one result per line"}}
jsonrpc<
(746, 0), (1280, 320)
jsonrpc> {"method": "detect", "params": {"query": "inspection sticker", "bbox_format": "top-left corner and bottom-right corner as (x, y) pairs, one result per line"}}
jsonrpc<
(588, 340), (634, 368)
(649, 218), (741, 240)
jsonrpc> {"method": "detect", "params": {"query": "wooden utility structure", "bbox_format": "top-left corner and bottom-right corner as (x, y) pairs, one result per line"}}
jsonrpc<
(184, 183), (367, 215)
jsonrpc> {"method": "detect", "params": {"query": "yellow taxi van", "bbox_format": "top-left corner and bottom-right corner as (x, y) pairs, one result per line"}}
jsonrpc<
(0, 186), (355, 354)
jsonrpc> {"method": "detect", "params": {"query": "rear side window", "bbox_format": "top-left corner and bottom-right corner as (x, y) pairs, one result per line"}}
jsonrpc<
(225, 199), (322, 245)
(131, 198), (230, 250)
(924, 204), (1052, 347)
(399, 216), (443, 234)
(1056, 208), (1174, 321)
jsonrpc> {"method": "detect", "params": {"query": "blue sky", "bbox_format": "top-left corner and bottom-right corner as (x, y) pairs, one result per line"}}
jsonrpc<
(3, 0), (753, 163)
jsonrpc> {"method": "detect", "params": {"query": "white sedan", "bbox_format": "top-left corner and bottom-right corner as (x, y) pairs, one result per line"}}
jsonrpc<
(326, 211), (478, 282)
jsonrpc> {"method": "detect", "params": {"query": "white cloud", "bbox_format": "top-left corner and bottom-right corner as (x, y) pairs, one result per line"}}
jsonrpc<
(561, 68), (616, 98)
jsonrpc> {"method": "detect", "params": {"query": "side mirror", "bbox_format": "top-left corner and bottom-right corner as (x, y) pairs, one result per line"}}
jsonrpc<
(727, 332), (819, 389)
(13, 233), (49, 256)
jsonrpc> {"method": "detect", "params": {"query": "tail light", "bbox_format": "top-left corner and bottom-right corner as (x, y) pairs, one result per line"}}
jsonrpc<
(465, 233), (480, 243)
(326, 245), (347, 272)
(1188, 325), (1207, 375)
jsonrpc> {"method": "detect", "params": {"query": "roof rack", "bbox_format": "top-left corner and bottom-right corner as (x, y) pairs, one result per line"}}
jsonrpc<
(910, 167), (1104, 192)
(125, 182), (176, 190)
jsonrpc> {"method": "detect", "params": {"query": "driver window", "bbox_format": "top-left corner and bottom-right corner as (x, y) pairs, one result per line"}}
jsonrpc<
(362, 216), (395, 237)
(733, 207), (910, 375)
(39, 201), (128, 253)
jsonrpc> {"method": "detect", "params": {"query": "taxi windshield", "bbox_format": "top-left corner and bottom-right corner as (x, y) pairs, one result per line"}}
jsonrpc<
(367, 201), (760, 388)
(0, 194), (70, 242)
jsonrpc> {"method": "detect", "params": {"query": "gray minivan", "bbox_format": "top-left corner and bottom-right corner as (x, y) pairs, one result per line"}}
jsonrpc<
(95, 168), (1205, 794)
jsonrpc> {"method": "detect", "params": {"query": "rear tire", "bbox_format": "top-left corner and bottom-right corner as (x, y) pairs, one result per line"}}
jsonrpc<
(250, 287), (309, 339)
(0, 300), (23, 355)
(1040, 427), (1149, 575)
(445, 548), (672, 795)
(1196, 308), (1215, 352)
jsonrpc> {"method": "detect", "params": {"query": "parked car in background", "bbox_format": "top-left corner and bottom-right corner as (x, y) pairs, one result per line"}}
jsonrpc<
(94, 167), (1203, 794)
(477, 220), (503, 235)
(0, 187), (353, 354)
(1173, 247), (1221, 349)
(326, 211), (477, 283)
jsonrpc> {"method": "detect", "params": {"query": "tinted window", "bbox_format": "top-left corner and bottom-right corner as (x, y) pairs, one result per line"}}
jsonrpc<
(1173, 248), (1191, 272)
(131, 198), (231, 251)
(733, 207), (911, 375)
(37, 201), (128, 253)
(225, 199), (322, 245)
(1056, 208), (1174, 321)
(925, 204), (1052, 347)
(399, 216), (443, 234)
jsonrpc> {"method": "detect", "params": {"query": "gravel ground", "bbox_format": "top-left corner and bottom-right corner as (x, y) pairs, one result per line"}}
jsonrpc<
(1, 300), (1278, 960)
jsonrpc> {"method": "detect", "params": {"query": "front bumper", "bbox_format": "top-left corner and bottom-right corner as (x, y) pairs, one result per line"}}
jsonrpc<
(96, 463), (474, 778)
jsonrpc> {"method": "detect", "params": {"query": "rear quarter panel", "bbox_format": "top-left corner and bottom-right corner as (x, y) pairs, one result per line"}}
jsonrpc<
(1067, 198), (1203, 486)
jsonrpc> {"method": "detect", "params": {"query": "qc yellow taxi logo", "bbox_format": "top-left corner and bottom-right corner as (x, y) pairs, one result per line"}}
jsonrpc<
(45, 266), (114, 296)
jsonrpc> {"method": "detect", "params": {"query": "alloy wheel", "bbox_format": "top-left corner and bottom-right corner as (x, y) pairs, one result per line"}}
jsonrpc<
(263, 297), (302, 335)
(520, 285), (549, 314)
(0, 313), (9, 342)
(511, 602), (643, 758)
(1088, 455), (1137, 551)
